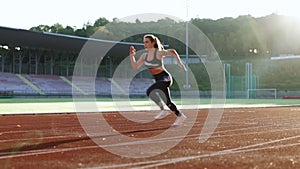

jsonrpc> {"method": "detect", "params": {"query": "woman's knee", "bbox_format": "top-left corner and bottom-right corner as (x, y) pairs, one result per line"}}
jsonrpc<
(147, 87), (156, 96)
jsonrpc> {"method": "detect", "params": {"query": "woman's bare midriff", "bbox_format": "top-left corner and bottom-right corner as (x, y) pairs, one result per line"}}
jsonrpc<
(149, 67), (164, 75)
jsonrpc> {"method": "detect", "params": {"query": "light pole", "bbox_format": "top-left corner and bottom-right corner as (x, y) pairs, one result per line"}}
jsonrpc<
(184, 0), (191, 89)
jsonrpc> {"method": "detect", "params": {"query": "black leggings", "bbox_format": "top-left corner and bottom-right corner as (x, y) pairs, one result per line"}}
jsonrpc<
(146, 71), (182, 117)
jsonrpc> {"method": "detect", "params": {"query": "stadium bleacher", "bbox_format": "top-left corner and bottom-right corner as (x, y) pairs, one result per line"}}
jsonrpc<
(0, 72), (152, 97)
(0, 72), (38, 95)
(95, 77), (113, 95)
(68, 76), (120, 95)
(129, 78), (153, 95)
(24, 74), (72, 94)
(111, 77), (152, 96)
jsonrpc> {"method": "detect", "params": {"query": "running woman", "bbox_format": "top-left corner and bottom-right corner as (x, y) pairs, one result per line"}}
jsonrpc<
(129, 34), (187, 126)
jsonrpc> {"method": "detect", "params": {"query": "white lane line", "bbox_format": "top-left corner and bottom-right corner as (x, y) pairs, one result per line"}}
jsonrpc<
(1, 116), (300, 161)
(95, 141), (300, 169)
(0, 122), (275, 143)
(130, 135), (300, 169)
(1, 122), (298, 158)
(84, 160), (165, 169)
(210, 126), (300, 139)
(93, 124), (295, 149)
(1, 128), (299, 167)
(0, 130), (299, 169)
(0, 133), (186, 159)
(83, 134), (300, 169)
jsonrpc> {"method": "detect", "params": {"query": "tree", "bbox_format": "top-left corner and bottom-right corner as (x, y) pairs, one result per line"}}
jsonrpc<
(29, 14), (300, 58)
(74, 28), (87, 37)
(50, 23), (64, 33)
(112, 18), (119, 23)
(135, 19), (141, 24)
(60, 26), (75, 35)
(30, 25), (51, 32)
(93, 17), (110, 27)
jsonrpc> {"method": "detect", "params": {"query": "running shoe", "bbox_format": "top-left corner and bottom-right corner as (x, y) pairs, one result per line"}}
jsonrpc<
(154, 110), (170, 119)
(172, 113), (187, 126)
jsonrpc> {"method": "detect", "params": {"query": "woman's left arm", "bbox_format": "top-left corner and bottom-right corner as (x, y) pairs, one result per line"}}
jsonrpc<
(161, 49), (187, 71)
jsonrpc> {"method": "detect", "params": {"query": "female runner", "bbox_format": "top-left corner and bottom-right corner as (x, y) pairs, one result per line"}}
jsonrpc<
(129, 34), (187, 126)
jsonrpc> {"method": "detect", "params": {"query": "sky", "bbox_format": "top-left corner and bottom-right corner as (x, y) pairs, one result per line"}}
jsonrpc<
(1, 0), (299, 30)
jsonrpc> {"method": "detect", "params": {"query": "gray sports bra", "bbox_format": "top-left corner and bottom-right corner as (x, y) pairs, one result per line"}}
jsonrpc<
(144, 49), (163, 68)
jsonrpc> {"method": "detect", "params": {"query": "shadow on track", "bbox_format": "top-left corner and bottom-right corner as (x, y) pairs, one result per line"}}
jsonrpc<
(0, 126), (170, 156)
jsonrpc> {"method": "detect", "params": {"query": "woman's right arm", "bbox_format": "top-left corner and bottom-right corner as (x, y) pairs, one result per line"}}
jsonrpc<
(129, 46), (145, 70)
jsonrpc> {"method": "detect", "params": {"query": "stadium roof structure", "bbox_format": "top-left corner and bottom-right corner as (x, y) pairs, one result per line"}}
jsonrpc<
(0, 26), (144, 57)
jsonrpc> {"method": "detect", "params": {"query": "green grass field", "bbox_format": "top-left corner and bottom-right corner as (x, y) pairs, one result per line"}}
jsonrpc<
(1, 97), (299, 115)
(0, 97), (300, 105)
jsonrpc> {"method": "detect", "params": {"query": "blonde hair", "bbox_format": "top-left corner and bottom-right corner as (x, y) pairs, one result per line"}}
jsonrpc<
(143, 34), (164, 50)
